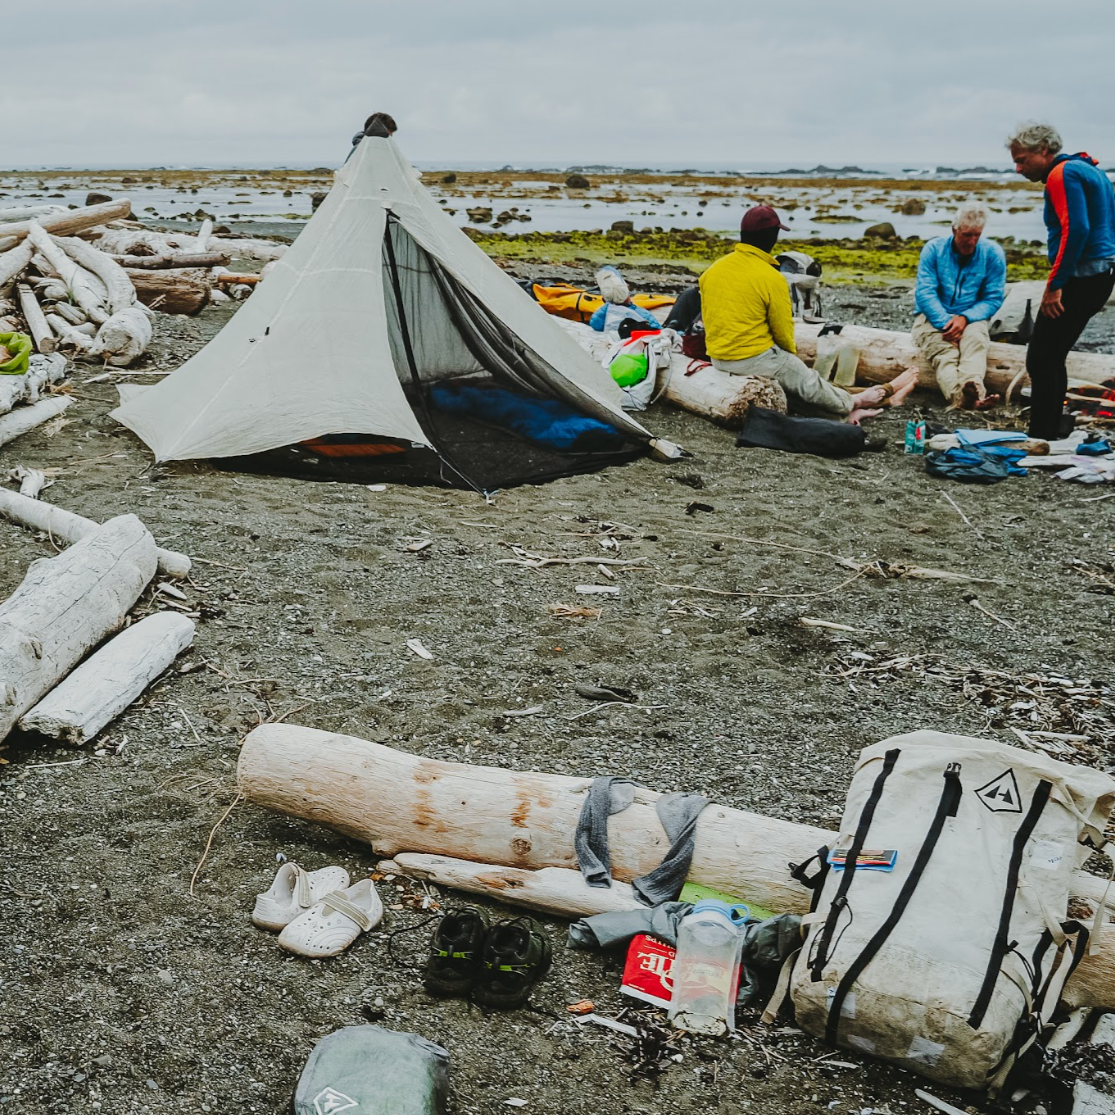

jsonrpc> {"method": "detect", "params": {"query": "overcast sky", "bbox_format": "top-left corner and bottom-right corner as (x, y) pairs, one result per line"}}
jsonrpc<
(6, 1), (1114, 169)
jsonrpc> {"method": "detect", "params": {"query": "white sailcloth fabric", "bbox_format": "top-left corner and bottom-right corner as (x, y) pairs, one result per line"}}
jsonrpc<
(112, 137), (651, 462)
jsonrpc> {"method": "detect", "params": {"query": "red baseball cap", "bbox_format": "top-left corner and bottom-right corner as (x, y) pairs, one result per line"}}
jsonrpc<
(740, 205), (790, 232)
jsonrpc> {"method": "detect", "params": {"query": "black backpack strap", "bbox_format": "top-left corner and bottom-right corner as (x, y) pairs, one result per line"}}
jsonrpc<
(809, 748), (900, 982)
(967, 779), (1053, 1029)
(825, 762), (963, 1045)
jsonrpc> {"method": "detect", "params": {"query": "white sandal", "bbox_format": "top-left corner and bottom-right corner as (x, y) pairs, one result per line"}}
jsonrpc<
(277, 879), (384, 958)
(251, 863), (351, 931)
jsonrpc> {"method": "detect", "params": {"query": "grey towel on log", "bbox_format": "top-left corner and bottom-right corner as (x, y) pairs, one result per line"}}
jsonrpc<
(567, 902), (691, 950)
(573, 777), (709, 906)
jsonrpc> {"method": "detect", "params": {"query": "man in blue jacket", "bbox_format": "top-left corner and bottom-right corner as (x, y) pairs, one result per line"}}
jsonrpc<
(912, 203), (1006, 409)
(1009, 122), (1115, 438)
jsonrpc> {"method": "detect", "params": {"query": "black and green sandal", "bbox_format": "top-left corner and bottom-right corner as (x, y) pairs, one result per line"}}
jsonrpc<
(422, 906), (489, 997)
(472, 916), (552, 1010)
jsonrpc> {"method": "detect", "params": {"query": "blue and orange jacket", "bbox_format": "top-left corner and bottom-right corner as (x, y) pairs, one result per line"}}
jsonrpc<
(914, 235), (1006, 331)
(1043, 153), (1115, 290)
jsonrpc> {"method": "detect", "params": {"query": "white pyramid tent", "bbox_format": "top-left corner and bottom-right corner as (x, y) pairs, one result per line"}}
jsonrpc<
(112, 137), (665, 486)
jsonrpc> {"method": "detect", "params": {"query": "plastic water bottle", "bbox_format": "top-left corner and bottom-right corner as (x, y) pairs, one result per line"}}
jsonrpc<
(667, 900), (749, 1036)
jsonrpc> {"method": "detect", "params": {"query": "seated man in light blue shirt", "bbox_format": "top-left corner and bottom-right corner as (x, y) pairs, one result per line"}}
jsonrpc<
(912, 203), (1007, 409)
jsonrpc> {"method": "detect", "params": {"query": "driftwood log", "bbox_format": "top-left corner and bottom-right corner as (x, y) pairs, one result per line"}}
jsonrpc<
(112, 252), (230, 271)
(237, 725), (1115, 1010)
(0, 514), (157, 741)
(16, 283), (55, 354)
(20, 611), (195, 745)
(125, 268), (211, 315)
(0, 487), (191, 578)
(662, 354), (787, 427)
(0, 200), (132, 253)
(0, 353), (67, 416)
(0, 395), (71, 448)
(793, 322), (1115, 399)
(26, 224), (109, 325)
(0, 242), (33, 290)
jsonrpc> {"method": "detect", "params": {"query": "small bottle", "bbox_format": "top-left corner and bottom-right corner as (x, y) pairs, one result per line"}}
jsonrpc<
(667, 900), (749, 1036)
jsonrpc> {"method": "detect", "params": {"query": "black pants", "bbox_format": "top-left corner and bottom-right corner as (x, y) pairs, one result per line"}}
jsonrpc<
(663, 286), (701, 333)
(1026, 268), (1115, 438)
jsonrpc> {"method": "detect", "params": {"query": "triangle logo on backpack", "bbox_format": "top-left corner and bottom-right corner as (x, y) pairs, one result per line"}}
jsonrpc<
(975, 769), (1024, 814)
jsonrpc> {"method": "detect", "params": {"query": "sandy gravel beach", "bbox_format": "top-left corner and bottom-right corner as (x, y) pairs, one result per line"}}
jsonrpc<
(1, 206), (1114, 1114)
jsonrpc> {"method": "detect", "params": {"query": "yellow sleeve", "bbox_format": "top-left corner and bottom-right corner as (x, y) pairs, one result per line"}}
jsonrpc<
(767, 274), (797, 354)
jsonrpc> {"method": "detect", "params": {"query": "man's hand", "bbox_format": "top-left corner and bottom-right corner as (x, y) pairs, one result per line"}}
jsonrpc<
(1041, 287), (1064, 318)
(942, 314), (968, 344)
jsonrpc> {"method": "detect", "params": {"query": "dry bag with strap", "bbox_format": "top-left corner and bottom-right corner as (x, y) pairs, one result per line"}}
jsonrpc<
(786, 730), (1115, 1093)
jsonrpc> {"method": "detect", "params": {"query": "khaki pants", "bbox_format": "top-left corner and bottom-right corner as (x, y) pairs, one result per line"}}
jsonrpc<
(712, 346), (853, 417)
(911, 314), (991, 404)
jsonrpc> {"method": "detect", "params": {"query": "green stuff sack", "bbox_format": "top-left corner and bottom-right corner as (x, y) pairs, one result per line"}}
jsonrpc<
(609, 352), (648, 388)
(292, 1026), (449, 1115)
(0, 332), (32, 376)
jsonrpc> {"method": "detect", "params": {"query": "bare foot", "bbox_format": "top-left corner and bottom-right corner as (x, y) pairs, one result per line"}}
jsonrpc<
(853, 384), (888, 408)
(847, 407), (884, 425)
(886, 374), (919, 408)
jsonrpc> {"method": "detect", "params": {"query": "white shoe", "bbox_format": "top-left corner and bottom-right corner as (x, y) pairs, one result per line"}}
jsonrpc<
(251, 863), (351, 931)
(277, 879), (384, 958)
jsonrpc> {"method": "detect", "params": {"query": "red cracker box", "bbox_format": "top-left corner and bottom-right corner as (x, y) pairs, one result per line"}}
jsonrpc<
(620, 933), (677, 1008)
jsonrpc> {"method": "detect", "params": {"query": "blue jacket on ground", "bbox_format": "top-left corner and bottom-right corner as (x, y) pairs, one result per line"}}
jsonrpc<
(1043, 153), (1115, 290)
(914, 235), (1006, 331)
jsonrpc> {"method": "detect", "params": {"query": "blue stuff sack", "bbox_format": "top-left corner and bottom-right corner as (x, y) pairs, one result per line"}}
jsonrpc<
(925, 446), (1012, 483)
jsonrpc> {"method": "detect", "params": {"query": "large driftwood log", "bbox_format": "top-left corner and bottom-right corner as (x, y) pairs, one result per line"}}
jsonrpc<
(0, 395), (71, 448)
(0, 200), (132, 253)
(0, 242), (33, 290)
(111, 252), (231, 270)
(94, 227), (287, 263)
(662, 355), (787, 427)
(0, 487), (191, 578)
(87, 307), (153, 367)
(125, 268), (211, 315)
(793, 322), (1115, 399)
(237, 725), (1115, 1009)
(19, 611), (195, 745)
(0, 353), (67, 416)
(0, 514), (157, 741)
(26, 224), (108, 325)
(0, 205), (68, 225)
(55, 235), (135, 315)
(17, 283), (55, 354)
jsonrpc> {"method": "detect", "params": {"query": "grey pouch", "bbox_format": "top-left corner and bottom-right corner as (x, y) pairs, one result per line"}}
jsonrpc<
(292, 1025), (449, 1115)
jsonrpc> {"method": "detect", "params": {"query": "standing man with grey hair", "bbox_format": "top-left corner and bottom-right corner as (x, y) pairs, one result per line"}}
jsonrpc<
(1009, 121), (1115, 438)
(911, 201), (1006, 409)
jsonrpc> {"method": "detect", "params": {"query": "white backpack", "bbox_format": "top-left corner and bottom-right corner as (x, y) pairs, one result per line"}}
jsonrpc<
(784, 730), (1114, 1092)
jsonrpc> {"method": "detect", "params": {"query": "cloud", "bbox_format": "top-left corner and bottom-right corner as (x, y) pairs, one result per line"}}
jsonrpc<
(5, 0), (1114, 167)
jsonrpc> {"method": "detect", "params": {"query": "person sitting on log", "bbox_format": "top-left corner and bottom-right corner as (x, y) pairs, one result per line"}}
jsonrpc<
(588, 267), (662, 333)
(699, 205), (918, 424)
(911, 202), (1006, 410)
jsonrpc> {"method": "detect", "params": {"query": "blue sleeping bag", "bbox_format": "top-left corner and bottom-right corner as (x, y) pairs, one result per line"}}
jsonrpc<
(430, 383), (624, 452)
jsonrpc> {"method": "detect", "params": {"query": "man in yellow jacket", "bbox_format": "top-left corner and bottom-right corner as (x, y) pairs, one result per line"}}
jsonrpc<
(700, 206), (917, 423)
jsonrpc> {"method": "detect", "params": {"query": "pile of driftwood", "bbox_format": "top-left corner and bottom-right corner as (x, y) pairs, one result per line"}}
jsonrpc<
(0, 352), (70, 450)
(0, 486), (194, 748)
(0, 199), (288, 366)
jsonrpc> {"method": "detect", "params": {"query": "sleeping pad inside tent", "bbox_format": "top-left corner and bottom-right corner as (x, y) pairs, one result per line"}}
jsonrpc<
(112, 136), (663, 492)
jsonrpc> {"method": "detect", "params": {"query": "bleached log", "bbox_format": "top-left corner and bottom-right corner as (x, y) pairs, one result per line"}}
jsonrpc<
(208, 235), (288, 263)
(0, 242), (33, 290)
(0, 487), (189, 577)
(87, 306), (152, 367)
(0, 395), (71, 448)
(237, 725), (1115, 1010)
(111, 252), (231, 270)
(19, 611), (195, 745)
(0, 514), (157, 741)
(382, 854), (643, 918)
(26, 224), (108, 325)
(194, 218), (213, 253)
(50, 301), (87, 327)
(46, 314), (93, 351)
(126, 268), (211, 315)
(93, 227), (287, 263)
(0, 204), (68, 225)
(17, 284), (55, 354)
(662, 353), (788, 427)
(0, 200), (132, 253)
(0, 352), (68, 415)
(9, 466), (47, 498)
(55, 235), (135, 315)
(793, 322), (1115, 400)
